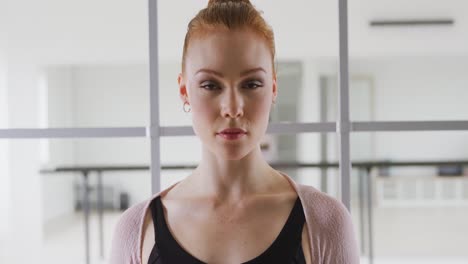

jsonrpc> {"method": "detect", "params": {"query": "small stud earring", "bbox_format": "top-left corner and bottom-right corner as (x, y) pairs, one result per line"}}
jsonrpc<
(183, 102), (191, 113)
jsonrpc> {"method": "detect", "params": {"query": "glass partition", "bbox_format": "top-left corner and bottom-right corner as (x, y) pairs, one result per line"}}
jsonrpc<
(4, 1), (149, 129)
(0, 138), (149, 263)
(350, 131), (468, 264)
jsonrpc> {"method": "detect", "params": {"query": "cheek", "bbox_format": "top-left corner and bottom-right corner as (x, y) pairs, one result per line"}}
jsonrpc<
(248, 96), (271, 119)
(190, 96), (218, 135)
(192, 98), (217, 118)
(187, 87), (215, 117)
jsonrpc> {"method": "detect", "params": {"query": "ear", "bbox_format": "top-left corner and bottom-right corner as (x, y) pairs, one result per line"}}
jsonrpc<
(178, 73), (188, 103)
(272, 74), (277, 102)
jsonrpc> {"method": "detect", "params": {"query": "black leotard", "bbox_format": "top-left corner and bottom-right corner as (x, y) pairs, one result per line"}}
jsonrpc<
(148, 196), (306, 264)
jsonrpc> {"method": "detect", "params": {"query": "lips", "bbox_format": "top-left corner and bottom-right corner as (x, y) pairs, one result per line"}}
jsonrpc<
(217, 128), (246, 140)
(218, 128), (247, 134)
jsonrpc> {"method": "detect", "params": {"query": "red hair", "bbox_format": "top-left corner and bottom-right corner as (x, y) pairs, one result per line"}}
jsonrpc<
(182, 0), (276, 73)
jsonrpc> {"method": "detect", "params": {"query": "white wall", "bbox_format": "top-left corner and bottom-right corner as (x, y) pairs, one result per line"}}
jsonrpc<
(5, 0), (468, 65)
(351, 57), (468, 121)
(288, 56), (468, 198)
(72, 64), (152, 205)
(41, 67), (77, 224)
(0, 0), (10, 240)
(39, 62), (204, 223)
(7, 0), (149, 65)
(352, 57), (468, 176)
(71, 63), (201, 205)
(348, 0), (468, 57)
(6, 59), (43, 263)
(1, 1), (10, 258)
(297, 59), (322, 188)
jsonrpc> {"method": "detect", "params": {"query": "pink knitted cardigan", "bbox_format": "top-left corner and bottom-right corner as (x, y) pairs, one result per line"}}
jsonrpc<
(109, 171), (360, 264)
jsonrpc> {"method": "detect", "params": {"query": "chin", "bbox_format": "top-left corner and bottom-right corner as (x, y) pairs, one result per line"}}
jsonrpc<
(209, 145), (252, 161)
(218, 149), (249, 161)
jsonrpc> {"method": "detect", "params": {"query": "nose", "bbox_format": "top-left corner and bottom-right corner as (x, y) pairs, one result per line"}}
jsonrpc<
(221, 89), (244, 119)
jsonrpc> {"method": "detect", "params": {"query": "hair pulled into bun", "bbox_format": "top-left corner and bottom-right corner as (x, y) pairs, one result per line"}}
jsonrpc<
(181, 0), (276, 74)
(207, 0), (253, 7)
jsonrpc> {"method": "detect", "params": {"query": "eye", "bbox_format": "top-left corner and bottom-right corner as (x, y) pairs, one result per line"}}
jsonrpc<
(200, 81), (220, 91)
(243, 80), (263, 89)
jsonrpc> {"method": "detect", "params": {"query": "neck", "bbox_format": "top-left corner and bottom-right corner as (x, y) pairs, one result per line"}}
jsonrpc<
(188, 145), (278, 203)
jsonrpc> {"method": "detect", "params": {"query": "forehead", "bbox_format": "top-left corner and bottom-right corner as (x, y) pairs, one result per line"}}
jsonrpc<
(185, 28), (272, 75)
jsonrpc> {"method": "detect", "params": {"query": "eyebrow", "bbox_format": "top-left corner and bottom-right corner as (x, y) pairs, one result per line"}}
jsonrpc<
(195, 67), (266, 78)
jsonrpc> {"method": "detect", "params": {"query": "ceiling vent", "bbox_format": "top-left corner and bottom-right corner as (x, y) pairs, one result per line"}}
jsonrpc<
(370, 19), (454, 27)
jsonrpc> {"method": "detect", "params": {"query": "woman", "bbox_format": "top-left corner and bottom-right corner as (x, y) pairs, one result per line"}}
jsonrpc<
(110, 0), (360, 263)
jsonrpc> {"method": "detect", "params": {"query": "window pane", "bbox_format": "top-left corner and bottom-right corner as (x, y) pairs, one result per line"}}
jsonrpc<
(0, 138), (150, 263)
(350, 131), (468, 263)
(158, 0), (339, 125)
(349, 1), (468, 121)
(3, 1), (149, 128)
